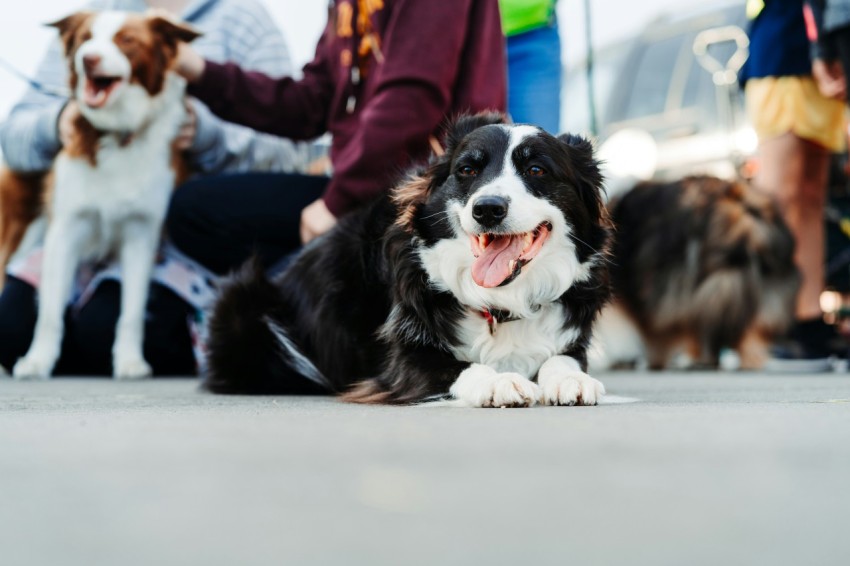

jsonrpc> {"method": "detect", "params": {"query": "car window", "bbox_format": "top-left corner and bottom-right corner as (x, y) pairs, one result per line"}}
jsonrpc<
(618, 34), (687, 121)
(561, 43), (629, 134)
(680, 50), (713, 112)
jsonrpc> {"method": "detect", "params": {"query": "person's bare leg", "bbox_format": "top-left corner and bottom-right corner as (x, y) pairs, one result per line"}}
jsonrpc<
(754, 132), (830, 321)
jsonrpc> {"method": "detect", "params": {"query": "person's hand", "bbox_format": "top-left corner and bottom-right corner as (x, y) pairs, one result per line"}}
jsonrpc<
(812, 58), (847, 100)
(58, 100), (80, 147)
(175, 43), (206, 83)
(300, 198), (337, 244)
(175, 98), (197, 150)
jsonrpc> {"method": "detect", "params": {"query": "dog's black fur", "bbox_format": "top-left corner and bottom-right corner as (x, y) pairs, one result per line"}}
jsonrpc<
(205, 113), (612, 404)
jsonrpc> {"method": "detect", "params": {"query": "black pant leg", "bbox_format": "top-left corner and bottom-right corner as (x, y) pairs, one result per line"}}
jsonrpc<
(0, 276), (38, 372)
(0, 276), (78, 374)
(142, 283), (197, 376)
(165, 173), (329, 275)
(67, 281), (197, 376)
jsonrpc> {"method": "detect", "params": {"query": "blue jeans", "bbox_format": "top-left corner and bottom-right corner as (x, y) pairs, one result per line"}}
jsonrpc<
(506, 23), (563, 134)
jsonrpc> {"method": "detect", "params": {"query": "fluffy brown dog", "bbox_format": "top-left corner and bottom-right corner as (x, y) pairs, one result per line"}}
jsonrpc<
(592, 175), (799, 370)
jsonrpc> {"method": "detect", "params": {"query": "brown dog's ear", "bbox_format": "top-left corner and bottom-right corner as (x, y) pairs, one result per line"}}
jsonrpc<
(148, 14), (202, 48)
(46, 11), (94, 55)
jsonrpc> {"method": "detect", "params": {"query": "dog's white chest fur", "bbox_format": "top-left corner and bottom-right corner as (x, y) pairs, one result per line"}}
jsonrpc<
(418, 232), (585, 379)
(53, 77), (185, 259)
(451, 303), (579, 378)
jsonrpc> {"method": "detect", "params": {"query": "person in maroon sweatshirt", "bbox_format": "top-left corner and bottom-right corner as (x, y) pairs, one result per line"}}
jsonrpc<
(167, 0), (507, 274)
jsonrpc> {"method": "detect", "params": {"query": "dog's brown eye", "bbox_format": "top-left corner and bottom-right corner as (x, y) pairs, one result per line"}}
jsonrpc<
(527, 166), (545, 177)
(458, 166), (478, 177)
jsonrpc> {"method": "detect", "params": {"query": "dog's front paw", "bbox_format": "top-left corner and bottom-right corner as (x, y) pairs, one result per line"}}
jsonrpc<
(450, 364), (539, 408)
(540, 372), (605, 406)
(113, 356), (152, 380)
(12, 355), (54, 380)
(538, 356), (605, 406)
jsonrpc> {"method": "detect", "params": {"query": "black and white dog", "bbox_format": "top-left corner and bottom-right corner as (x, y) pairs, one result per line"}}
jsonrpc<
(205, 114), (612, 407)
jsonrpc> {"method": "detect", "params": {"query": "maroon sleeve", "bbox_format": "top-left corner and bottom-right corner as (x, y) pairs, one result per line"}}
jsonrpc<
(188, 28), (336, 141)
(322, 0), (506, 216)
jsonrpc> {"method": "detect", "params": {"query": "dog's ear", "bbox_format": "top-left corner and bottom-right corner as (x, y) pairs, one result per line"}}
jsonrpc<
(148, 13), (202, 48)
(558, 133), (593, 153)
(442, 112), (508, 155)
(47, 11), (94, 56)
(392, 172), (431, 231)
(558, 133), (606, 221)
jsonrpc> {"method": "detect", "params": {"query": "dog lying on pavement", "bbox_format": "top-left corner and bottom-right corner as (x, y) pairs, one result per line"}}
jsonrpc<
(204, 114), (614, 407)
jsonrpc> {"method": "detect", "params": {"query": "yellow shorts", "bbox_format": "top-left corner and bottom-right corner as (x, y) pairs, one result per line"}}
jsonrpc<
(745, 76), (847, 152)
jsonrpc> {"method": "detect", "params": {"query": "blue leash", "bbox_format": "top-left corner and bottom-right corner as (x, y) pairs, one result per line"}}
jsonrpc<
(0, 57), (69, 98)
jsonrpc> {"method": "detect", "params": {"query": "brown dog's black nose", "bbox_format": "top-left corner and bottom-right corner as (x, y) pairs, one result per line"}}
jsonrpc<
(472, 196), (509, 228)
(82, 54), (102, 73)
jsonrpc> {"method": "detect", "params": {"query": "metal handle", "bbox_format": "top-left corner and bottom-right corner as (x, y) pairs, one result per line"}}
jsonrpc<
(693, 25), (749, 86)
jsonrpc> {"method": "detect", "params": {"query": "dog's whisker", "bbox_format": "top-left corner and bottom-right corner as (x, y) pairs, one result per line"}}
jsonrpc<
(569, 234), (616, 266)
(419, 210), (453, 222)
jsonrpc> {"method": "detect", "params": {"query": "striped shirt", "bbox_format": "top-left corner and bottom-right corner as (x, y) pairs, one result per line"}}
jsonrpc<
(0, 0), (309, 174)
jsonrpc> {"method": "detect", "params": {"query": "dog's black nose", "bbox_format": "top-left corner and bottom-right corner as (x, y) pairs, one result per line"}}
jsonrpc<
(472, 196), (509, 227)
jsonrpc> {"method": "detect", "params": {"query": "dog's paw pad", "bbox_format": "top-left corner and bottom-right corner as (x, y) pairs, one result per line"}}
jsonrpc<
(12, 356), (53, 380)
(541, 372), (605, 406)
(113, 358), (152, 380)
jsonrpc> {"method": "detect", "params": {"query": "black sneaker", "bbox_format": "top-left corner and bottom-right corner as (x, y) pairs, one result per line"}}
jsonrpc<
(765, 318), (844, 373)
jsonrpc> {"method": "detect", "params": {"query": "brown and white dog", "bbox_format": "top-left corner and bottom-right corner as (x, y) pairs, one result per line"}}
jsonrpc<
(7, 10), (198, 379)
(590, 175), (799, 371)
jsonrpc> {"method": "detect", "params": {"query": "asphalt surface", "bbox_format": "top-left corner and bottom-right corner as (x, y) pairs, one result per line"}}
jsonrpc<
(1, 372), (849, 566)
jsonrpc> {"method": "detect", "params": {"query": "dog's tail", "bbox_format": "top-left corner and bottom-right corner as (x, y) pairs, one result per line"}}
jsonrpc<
(203, 258), (330, 395)
(342, 379), (394, 404)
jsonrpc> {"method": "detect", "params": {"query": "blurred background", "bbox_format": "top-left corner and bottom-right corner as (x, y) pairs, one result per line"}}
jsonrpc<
(3, 0), (850, 300)
(0, 0), (709, 121)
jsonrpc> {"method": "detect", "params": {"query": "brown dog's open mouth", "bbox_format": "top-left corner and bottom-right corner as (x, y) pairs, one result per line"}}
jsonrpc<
(83, 75), (124, 109)
(469, 221), (552, 288)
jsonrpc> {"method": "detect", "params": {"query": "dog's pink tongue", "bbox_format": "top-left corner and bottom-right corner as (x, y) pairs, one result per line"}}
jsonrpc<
(471, 235), (523, 288)
(83, 82), (108, 109)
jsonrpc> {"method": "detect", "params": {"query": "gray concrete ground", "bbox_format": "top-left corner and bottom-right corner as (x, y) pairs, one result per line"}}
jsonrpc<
(1, 373), (849, 566)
